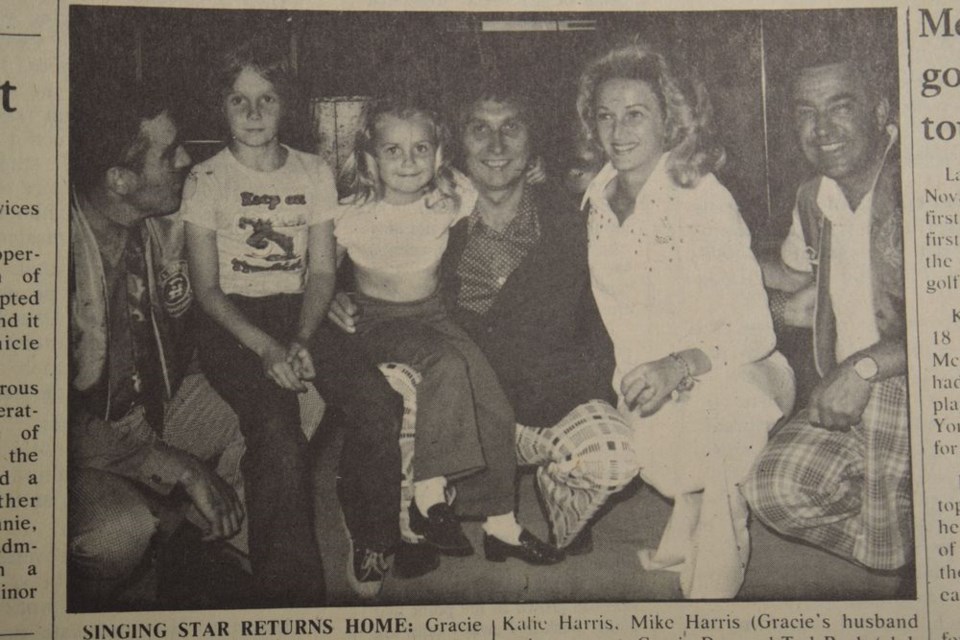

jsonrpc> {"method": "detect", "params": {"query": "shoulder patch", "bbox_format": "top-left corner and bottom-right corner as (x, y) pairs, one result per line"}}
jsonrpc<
(158, 260), (192, 318)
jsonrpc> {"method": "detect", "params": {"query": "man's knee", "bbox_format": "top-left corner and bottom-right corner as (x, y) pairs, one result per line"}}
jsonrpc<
(742, 441), (827, 531)
(575, 440), (639, 490)
(70, 501), (159, 582)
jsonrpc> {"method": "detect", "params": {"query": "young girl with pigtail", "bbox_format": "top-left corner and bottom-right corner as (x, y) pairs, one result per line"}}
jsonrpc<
(335, 96), (561, 566)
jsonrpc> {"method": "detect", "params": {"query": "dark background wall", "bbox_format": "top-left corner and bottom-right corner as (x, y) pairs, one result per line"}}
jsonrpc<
(70, 7), (897, 247)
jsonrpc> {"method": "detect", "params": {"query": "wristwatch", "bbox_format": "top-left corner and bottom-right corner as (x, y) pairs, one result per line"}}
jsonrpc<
(853, 355), (879, 381)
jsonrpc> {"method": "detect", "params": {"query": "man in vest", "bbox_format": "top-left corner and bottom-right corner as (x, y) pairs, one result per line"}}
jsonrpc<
(743, 51), (911, 576)
(69, 86), (246, 610)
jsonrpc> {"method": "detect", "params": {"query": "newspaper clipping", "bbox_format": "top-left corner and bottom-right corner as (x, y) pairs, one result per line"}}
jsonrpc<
(1, 0), (959, 637)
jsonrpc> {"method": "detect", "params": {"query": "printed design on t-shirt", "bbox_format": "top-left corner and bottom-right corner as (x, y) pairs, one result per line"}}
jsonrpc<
(232, 216), (303, 274)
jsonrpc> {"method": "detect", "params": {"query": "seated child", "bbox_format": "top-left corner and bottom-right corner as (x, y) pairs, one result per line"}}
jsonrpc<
(182, 41), (403, 601)
(336, 96), (561, 565)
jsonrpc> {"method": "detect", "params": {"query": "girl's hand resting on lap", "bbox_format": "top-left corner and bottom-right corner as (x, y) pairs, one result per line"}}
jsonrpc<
(260, 339), (307, 392)
(287, 340), (316, 382)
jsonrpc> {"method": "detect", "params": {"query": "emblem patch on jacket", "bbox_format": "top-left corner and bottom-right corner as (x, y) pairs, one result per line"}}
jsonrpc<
(159, 260), (192, 318)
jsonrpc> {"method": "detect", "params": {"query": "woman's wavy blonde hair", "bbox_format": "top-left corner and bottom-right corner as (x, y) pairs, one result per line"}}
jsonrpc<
(576, 43), (725, 188)
(340, 96), (457, 208)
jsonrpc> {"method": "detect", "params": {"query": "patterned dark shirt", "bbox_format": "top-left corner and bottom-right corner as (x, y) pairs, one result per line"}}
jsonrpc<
(456, 189), (541, 316)
(95, 230), (163, 431)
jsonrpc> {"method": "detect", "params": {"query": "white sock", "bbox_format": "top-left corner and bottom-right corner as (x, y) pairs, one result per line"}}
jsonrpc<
(413, 477), (447, 517)
(482, 512), (523, 545)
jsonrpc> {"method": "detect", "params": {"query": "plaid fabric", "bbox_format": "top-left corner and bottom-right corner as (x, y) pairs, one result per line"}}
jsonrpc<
(515, 400), (638, 547)
(742, 376), (911, 570)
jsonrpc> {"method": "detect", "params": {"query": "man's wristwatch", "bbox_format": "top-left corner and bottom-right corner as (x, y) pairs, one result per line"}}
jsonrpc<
(853, 355), (879, 381)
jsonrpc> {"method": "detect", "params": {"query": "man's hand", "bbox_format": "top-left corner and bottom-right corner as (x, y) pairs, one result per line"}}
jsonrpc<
(327, 291), (359, 334)
(172, 451), (244, 541)
(621, 356), (686, 417)
(260, 339), (306, 392)
(783, 284), (817, 328)
(808, 362), (872, 430)
(525, 156), (547, 185)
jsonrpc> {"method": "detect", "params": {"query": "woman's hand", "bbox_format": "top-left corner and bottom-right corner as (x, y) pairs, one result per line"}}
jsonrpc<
(621, 355), (687, 416)
(260, 339), (306, 392)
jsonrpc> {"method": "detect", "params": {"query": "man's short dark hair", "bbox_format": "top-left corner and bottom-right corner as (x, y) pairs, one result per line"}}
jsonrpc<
(70, 81), (173, 194)
(785, 14), (897, 109)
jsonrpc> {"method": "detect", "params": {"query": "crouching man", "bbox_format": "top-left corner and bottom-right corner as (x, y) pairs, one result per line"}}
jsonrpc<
(68, 86), (244, 610)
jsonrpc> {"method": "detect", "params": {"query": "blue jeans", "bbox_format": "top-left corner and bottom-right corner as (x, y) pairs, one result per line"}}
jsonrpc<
(198, 294), (402, 607)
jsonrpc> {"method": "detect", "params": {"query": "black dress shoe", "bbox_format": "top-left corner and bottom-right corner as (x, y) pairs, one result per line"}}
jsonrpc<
(483, 529), (564, 565)
(409, 502), (473, 556)
(392, 540), (441, 579)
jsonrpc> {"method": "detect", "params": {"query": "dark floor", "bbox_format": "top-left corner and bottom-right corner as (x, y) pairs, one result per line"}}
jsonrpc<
(310, 331), (907, 604)
(312, 428), (904, 606)
(116, 418), (906, 611)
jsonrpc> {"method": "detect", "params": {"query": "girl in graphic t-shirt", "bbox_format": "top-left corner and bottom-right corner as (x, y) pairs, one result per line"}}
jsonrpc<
(335, 97), (560, 565)
(181, 41), (404, 602)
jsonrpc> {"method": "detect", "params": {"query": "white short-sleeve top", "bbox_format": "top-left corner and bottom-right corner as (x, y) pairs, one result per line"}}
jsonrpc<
(335, 177), (478, 283)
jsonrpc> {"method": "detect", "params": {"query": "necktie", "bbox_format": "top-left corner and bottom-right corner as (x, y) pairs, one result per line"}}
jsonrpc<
(115, 229), (165, 434)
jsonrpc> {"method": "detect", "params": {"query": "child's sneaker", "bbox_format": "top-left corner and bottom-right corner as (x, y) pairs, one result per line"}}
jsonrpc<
(346, 539), (389, 599)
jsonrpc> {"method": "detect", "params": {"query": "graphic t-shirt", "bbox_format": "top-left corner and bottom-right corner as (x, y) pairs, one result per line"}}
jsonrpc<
(180, 146), (337, 296)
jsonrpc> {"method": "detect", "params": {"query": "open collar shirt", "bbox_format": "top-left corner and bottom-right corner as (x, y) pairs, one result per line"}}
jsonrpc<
(456, 188), (541, 316)
(780, 129), (896, 362)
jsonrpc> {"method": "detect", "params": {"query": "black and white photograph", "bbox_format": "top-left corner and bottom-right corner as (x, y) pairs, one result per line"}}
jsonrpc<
(66, 5), (911, 611)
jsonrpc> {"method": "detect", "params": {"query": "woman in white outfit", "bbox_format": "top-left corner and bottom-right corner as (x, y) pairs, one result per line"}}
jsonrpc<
(577, 43), (795, 599)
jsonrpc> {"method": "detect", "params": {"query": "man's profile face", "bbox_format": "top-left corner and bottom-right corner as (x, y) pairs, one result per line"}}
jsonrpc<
(126, 111), (192, 217)
(792, 61), (887, 186)
(461, 99), (531, 195)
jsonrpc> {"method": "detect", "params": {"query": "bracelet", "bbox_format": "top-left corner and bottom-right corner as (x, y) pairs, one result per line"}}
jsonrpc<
(668, 352), (696, 399)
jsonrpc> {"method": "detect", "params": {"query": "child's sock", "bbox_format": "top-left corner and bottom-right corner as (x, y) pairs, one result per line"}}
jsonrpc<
(482, 512), (523, 545)
(413, 476), (447, 517)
